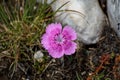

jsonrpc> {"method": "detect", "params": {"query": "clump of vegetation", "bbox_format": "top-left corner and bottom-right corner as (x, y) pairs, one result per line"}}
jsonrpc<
(0, 0), (55, 79)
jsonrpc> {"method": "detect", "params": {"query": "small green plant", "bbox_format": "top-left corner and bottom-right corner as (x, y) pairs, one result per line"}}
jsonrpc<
(0, 0), (55, 78)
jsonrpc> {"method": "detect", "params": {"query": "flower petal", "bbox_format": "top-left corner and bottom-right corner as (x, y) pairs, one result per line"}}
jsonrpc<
(62, 26), (77, 40)
(48, 44), (64, 58)
(41, 33), (50, 50)
(63, 41), (77, 55)
(46, 23), (62, 34)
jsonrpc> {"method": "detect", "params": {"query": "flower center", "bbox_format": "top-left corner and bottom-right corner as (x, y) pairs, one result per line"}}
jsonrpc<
(55, 34), (65, 44)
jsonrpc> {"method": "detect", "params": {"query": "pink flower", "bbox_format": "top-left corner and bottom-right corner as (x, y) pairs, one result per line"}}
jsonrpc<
(41, 23), (77, 58)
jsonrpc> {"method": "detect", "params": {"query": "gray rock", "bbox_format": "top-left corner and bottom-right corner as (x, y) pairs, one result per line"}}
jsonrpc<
(41, 0), (105, 44)
(107, 0), (120, 37)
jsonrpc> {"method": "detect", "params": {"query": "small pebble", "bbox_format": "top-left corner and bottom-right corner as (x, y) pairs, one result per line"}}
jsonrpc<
(34, 50), (44, 62)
